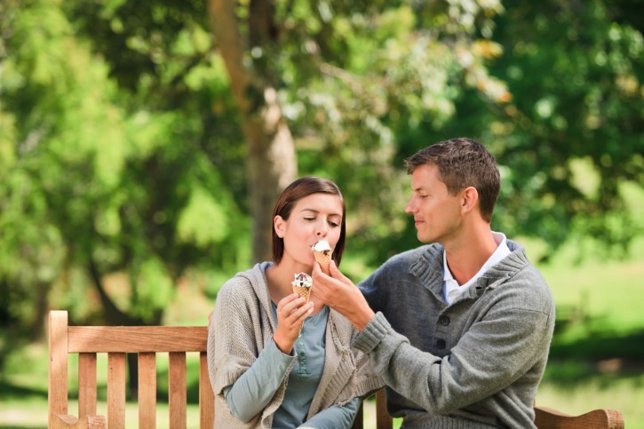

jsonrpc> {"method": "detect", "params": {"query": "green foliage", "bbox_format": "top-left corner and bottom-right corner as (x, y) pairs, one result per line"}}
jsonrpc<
(485, 0), (643, 256)
(131, 257), (174, 322)
(0, 0), (642, 347)
(0, 0), (246, 336)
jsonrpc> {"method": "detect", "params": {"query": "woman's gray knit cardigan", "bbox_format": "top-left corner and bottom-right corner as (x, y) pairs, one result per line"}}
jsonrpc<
(207, 262), (383, 429)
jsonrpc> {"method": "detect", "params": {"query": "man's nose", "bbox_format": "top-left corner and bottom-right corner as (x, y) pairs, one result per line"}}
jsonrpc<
(404, 198), (415, 214)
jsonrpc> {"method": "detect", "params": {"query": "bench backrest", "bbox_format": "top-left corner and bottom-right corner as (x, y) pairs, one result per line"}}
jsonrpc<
(47, 310), (387, 429)
(48, 310), (214, 429)
(48, 310), (623, 429)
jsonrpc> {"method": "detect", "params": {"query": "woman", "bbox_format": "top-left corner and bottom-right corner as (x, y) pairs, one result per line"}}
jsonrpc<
(207, 177), (381, 429)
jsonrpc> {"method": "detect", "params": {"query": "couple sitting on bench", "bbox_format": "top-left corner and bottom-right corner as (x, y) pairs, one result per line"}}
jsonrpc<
(209, 138), (554, 428)
(48, 138), (624, 429)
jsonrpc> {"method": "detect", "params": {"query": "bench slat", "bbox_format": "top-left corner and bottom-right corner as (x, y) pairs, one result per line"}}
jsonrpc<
(376, 388), (393, 429)
(78, 353), (98, 418)
(139, 352), (157, 429)
(68, 326), (207, 353)
(108, 353), (126, 429)
(169, 352), (187, 429)
(199, 352), (215, 428)
(48, 311), (69, 421)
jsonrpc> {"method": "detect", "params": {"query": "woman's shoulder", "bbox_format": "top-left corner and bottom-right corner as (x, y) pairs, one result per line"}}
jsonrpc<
(216, 263), (266, 302)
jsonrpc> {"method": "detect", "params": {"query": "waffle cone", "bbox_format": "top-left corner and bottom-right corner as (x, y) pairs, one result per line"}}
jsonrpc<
(292, 285), (311, 301)
(314, 252), (331, 275)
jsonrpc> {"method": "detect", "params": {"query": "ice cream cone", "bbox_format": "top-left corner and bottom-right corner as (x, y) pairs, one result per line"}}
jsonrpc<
(313, 252), (331, 275)
(292, 285), (311, 301)
(311, 240), (332, 275)
(291, 272), (313, 302)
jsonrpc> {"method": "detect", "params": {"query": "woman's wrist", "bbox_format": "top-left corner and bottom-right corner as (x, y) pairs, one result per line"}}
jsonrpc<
(273, 331), (294, 354)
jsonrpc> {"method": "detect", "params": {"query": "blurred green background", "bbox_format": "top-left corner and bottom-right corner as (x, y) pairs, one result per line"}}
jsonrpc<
(1, 0), (642, 427)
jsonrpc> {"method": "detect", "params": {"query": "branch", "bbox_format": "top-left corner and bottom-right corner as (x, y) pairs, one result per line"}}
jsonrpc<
(207, 0), (250, 112)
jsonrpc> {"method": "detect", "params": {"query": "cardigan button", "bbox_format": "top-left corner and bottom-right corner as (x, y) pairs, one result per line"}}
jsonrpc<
(438, 315), (450, 326)
(435, 339), (446, 349)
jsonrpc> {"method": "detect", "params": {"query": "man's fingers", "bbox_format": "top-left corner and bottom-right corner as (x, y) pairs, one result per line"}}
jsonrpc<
(329, 260), (352, 285)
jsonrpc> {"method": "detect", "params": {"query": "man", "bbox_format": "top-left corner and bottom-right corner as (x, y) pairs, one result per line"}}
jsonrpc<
(312, 137), (555, 428)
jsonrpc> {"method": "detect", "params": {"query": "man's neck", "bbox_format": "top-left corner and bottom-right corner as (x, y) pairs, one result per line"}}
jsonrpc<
(443, 226), (497, 285)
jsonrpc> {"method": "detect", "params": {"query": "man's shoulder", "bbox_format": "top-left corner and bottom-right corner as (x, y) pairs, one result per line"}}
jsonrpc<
(381, 243), (442, 270)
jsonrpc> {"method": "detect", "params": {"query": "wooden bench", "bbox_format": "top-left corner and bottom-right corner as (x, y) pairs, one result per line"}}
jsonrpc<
(48, 310), (624, 429)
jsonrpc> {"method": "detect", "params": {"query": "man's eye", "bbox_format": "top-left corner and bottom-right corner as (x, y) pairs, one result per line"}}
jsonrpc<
(304, 217), (315, 221)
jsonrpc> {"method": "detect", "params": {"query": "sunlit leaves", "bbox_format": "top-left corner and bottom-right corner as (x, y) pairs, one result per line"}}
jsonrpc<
(177, 186), (229, 247)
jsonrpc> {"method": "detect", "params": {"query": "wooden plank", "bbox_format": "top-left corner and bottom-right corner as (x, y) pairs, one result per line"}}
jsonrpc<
(48, 311), (69, 424)
(199, 352), (214, 429)
(169, 352), (187, 429)
(78, 353), (98, 417)
(535, 406), (624, 429)
(351, 401), (363, 429)
(376, 388), (393, 429)
(139, 352), (157, 429)
(68, 326), (207, 353)
(107, 352), (126, 429)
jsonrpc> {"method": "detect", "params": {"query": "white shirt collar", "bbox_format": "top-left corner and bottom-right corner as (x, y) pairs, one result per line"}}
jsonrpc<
(443, 232), (511, 304)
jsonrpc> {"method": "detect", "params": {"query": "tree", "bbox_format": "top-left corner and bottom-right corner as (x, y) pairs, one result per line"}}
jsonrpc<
(64, 0), (508, 264)
(426, 0), (644, 260)
(208, 0), (297, 262)
(0, 0), (245, 333)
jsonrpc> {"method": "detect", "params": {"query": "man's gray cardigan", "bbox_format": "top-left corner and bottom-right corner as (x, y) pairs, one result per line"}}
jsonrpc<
(354, 240), (555, 428)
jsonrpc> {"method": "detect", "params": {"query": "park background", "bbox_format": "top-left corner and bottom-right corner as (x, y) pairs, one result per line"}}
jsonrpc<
(0, 0), (642, 427)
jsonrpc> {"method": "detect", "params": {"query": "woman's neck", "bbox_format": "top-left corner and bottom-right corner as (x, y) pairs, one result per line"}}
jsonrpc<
(266, 261), (309, 302)
(266, 260), (325, 314)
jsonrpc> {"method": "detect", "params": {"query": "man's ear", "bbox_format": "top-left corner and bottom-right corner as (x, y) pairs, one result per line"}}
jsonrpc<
(274, 215), (286, 238)
(461, 186), (479, 214)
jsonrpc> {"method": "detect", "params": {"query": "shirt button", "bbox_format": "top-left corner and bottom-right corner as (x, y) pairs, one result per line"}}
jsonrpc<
(438, 315), (450, 326)
(435, 339), (446, 349)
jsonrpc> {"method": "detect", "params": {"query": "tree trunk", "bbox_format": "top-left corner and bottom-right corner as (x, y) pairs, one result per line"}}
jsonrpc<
(88, 258), (163, 397)
(207, 0), (297, 262)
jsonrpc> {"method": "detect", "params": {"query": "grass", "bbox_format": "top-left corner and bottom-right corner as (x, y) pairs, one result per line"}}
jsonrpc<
(528, 235), (644, 428)
(1, 237), (643, 428)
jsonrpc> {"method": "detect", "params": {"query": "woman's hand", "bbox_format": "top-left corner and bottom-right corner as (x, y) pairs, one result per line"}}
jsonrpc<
(273, 294), (314, 354)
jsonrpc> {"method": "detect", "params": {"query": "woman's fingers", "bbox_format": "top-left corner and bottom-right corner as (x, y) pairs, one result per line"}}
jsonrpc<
(291, 301), (314, 322)
(278, 294), (313, 325)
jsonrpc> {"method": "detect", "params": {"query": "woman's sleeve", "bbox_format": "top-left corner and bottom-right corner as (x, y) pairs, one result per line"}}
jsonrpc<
(297, 397), (361, 429)
(224, 338), (295, 422)
(207, 280), (295, 422)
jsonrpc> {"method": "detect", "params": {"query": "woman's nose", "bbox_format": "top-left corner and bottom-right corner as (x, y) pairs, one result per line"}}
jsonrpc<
(315, 221), (328, 236)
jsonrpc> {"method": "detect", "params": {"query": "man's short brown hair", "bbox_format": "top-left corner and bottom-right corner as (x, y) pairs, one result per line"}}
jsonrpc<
(405, 137), (500, 222)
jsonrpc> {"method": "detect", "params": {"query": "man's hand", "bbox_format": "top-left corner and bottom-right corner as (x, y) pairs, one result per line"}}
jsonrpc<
(312, 261), (375, 331)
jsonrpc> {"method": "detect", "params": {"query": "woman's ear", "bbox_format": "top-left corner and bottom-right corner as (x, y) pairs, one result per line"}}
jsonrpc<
(274, 215), (286, 238)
